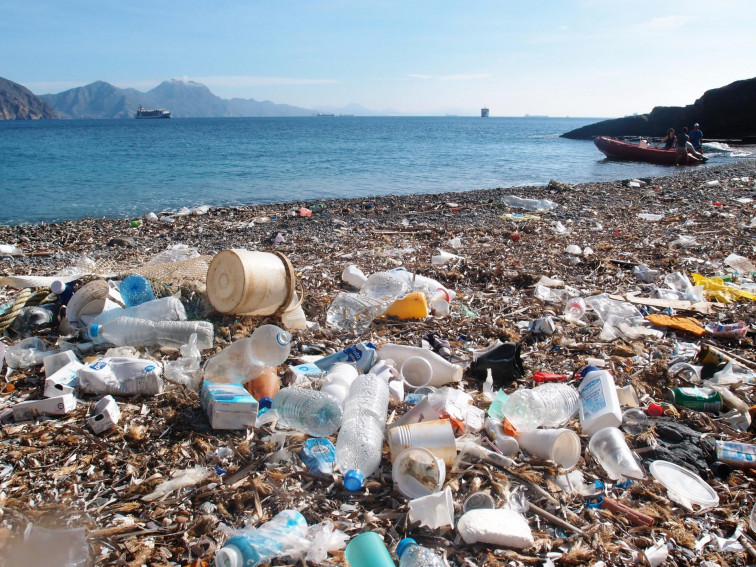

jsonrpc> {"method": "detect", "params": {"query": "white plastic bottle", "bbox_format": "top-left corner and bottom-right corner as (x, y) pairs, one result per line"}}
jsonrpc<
(578, 366), (622, 437)
(377, 343), (462, 387)
(320, 363), (359, 406)
(271, 387), (343, 437)
(88, 296), (187, 328)
(336, 373), (390, 490)
(396, 538), (446, 567)
(89, 317), (214, 350)
(203, 325), (291, 384)
(326, 271), (409, 334)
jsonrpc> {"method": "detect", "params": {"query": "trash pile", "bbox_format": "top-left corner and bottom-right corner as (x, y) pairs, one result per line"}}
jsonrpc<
(1, 161), (756, 566)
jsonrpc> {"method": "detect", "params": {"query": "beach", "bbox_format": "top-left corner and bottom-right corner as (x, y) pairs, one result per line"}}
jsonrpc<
(2, 159), (756, 566)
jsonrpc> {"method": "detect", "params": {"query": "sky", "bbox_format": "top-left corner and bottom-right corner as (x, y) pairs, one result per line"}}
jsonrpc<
(3, 0), (756, 117)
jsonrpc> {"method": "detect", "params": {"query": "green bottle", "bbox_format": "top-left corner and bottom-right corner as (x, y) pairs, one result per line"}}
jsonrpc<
(669, 387), (722, 413)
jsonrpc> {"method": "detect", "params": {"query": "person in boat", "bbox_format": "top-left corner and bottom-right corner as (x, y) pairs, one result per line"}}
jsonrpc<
(674, 126), (705, 164)
(657, 128), (676, 149)
(689, 123), (703, 154)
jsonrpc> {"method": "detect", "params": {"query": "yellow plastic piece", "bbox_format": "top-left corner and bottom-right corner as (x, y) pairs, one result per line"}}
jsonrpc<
(385, 292), (429, 319)
(692, 273), (756, 303)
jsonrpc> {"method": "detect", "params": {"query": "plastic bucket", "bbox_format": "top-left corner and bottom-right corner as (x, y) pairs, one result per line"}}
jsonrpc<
(206, 249), (296, 316)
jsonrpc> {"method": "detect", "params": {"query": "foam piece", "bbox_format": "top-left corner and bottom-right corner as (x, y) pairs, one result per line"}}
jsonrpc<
(457, 508), (534, 549)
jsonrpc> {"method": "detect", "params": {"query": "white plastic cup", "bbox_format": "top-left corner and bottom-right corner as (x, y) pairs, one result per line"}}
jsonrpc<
(463, 491), (496, 514)
(392, 446), (446, 499)
(400, 356), (433, 389)
(386, 418), (457, 466)
(431, 250), (458, 265)
(588, 426), (646, 480)
(517, 428), (581, 469)
(407, 486), (454, 529)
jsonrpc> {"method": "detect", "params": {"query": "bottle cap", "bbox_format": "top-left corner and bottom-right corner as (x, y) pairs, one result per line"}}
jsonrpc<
(276, 330), (291, 347)
(259, 397), (273, 409)
(343, 469), (364, 491)
(581, 365), (599, 377)
(51, 280), (67, 295)
(89, 324), (100, 338)
(396, 538), (417, 558)
(214, 546), (242, 567)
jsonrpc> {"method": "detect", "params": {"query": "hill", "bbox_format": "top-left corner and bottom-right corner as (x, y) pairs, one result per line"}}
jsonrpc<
(561, 77), (756, 142)
(0, 77), (56, 120)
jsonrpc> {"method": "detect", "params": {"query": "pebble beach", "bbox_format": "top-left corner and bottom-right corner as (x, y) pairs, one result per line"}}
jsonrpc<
(2, 159), (756, 566)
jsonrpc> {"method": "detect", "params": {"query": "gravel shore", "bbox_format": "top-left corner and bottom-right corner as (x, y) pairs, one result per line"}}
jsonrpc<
(2, 159), (756, 566)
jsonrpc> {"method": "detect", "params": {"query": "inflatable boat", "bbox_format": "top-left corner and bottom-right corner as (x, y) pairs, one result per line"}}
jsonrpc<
(594, 136), (705, 165)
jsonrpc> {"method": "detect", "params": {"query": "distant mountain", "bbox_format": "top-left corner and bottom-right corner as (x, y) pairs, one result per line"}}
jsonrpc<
(39, 79), (317, 119)
(562, 76), (756, 141)
(0, 77), (56, 120)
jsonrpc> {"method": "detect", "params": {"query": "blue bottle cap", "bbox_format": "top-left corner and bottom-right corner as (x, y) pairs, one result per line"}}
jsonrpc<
(343, 469), (364, 491)
(259, 397), (273, 409)
(90, 324), (100, 338)
(581, 365), (599, 377)
(396, 538), (417, 558)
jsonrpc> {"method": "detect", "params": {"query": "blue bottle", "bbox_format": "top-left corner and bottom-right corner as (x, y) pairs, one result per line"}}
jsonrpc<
(119, 274), (156, 307)
(215, 510), (308, 567)
(300, 438), (338, 477)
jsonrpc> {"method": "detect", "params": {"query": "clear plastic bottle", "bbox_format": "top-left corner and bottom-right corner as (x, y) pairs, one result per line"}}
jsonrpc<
(326, 271), (410, 334)
(498, 383), (580, 432)
(215, 510), (309, 567)
(89, 316), (214, 350)
(119, 274), (156, 307)
(272, 387), (343, 437)
(203, 325), (291, 384)
(244, 366), (280, 407)
(396, 538), (446, 567)
(336, 373), (390, 490)
(88, 296), (187, 329)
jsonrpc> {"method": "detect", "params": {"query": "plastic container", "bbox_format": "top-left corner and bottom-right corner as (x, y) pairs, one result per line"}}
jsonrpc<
(341, 265), (368, 289)
(517, 428), (581, 469)
(407, 486), (455, 529)
(483, 417), (520, 455)
(396, 538), (446, 567)
(578, 366), (622, 437)
(400, 356), (433, 389)
(89, 316), (214, 350)
(119, 274), (156, 307)
(377, 343), (462, 387)
(272, 387), (343, 437)
(386, 419), (456, 466)
(326, 271), (410, 334)
(389, 268), (456, 301)
(588, 426), (645, 480)
(336, 373), (390, 490)
(384, 292), (429, 319)
(299, 438), (338, 477)
(24, 525), (89, 567)
(496, 383), (580, 432)
(344, 532), (395, 567)
(320, 363), (359, 406)
(203, 325), (291, 384)
(463, 491), (496, 513)
(669, 386), (722, 413)
(244, 366), (280, 405)
(87, 296), (187, 329)
(78, 357), (164, 396)
(649, 460), (719, 510)
(215, 510), (309, 567)
(392, 447), (445, 499)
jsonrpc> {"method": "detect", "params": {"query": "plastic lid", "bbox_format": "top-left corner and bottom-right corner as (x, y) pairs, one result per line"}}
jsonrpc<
(51, 280), (67, 294)
(89, 324), (100, 338)
(214, 546), (242, 567)
(396, 538), (417, 558)
(343, 469), (364, 491)
(259, 397), (273, 409)
(649, 460), (719, 509)
(581, 365), (599, 377)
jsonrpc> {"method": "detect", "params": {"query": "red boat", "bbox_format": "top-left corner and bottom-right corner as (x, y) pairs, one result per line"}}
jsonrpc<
(594, 136), (705, 165)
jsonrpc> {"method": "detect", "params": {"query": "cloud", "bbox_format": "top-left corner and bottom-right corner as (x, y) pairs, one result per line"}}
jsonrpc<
(190, 75), (339, 87)
(643, 15), (690, 29)
(406, 73), (490, 81)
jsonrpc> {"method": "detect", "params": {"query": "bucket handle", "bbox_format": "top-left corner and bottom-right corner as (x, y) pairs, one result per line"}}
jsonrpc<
(272, 251), (305, 316)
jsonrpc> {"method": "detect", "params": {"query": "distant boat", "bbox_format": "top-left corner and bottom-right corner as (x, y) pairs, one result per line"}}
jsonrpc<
(317, 113), (335, 117)
(481, 107), (489, 118)
(135, 106), (171, 119)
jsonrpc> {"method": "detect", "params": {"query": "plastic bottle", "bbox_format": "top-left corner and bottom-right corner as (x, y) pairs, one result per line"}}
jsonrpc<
(320, 363), (359, 406)
(77, 356), (164, 396)
(390, 267), (456, 301)
(272, 387), (343, 436)
(326, 271), (410, 334)
(578, 366), (622, 437)
(396, 538), (446, 567)
(336, 373), (390, 490)
(88, 296), (187, 328)
(214, 509), (309, 567)
(497, 383), (580, 432)
(89, 317), (214, 350)
(244, 366), (280, 408)
(377, 344), (462, 387)
(344, 532), (395, 567)
(203, 325), (291, 384)
(119, 274), (156, 307)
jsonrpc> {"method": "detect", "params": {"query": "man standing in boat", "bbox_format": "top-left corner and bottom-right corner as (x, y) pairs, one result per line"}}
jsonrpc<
(689, 123), (703, 155)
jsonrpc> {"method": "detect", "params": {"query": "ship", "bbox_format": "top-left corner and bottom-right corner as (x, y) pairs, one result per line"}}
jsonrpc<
(135, 106), (171, 119)
(481, 107), (489, 118)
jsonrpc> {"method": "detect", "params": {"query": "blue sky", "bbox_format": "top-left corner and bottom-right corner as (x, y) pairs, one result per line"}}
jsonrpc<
(4, 0), (755, 117)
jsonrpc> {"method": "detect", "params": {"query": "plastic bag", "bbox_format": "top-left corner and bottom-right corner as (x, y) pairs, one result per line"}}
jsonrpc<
(164, 333), (203, 390)
(692, 273), (756, 303)
(305, 522), (348, 563)
(141, 465), (210, 501)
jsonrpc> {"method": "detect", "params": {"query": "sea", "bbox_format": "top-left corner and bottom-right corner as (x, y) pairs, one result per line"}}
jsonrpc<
(0, 116), (751, 226)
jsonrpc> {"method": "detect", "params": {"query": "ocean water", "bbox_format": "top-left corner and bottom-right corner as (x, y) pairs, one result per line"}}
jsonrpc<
(0, 116), (750, 226)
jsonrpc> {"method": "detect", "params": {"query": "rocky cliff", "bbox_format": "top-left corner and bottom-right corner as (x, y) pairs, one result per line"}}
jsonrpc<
(0, 77), (56, 120)
(562, 77), (756, 142)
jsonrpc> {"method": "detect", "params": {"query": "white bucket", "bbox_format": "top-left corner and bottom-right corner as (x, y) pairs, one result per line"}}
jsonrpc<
(206, 249), (297, 316)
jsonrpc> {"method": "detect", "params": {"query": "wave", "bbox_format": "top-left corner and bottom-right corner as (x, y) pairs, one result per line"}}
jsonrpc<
(704, 141), (752, 157)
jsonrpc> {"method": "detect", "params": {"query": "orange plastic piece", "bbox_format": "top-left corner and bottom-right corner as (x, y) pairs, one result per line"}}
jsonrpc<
(244, 367), (281, 401)
(384, 291), (429, 319)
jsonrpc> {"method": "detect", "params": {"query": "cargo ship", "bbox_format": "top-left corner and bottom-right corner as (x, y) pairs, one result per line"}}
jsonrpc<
(481, 107), (489, 118)
(135, 106), (171, 119)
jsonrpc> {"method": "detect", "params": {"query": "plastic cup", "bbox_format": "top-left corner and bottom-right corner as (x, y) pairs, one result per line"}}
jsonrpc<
(407, 486), (454, 529)
(344, 531), (394, 567)
(392, 446), (446, 499)
(386, 419), (457, 466)
(517, 428), (581, 469)
(463, 491), (496, 514)
(588, 426), (646, 481)
(401, 356), (434, 389)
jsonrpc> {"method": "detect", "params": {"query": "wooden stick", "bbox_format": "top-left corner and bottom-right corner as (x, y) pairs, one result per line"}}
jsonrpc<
(601, 497), (655, 527)
(526, 501), (586, 537)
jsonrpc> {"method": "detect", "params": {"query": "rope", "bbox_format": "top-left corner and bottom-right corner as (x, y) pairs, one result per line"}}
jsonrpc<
(0, 288), (54, 333)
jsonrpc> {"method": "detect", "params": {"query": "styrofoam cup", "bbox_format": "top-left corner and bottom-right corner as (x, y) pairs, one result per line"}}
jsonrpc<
(408, 486), (454, 529)
(463, 491), (496, 514)
(401, 356), (433, 389)
(386, 418), (457, 466)
(392, 446), (446, 499)
(517, 428), (581, 469)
